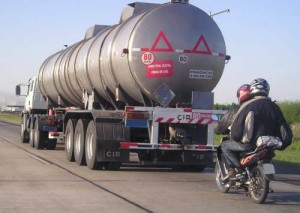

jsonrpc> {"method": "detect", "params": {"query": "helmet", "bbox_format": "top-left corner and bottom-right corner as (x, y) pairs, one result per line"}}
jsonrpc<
(237, 84), (251, 104)
(250, 78), (270, 97)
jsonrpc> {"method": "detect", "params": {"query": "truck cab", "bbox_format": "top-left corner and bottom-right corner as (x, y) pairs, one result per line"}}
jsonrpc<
(16, 76), (47, 144)
(16, 76), (47, 112)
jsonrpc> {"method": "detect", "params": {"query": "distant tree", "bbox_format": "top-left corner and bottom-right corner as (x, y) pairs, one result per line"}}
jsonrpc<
(214, 103), (237, 110)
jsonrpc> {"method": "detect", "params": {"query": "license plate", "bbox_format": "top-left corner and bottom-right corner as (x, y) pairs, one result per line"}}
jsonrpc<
(262, 163), (275, 174)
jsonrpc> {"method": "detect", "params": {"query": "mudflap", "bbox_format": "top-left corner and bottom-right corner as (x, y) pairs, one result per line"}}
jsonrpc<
(95, 121), (129, 163)
(97, 139), (122, 162)
(262, 163), (275, 181)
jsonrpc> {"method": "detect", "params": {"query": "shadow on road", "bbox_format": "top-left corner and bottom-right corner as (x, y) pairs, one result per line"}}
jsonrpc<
(266, 191), (300, 205)
(274, 161), (300, 175)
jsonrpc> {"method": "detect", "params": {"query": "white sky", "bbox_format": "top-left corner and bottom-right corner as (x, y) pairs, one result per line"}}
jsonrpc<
(0, 0), (299, 107)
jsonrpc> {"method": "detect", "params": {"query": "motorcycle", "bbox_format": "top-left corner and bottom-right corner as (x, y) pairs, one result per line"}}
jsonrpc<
(215, 136), (282, 204)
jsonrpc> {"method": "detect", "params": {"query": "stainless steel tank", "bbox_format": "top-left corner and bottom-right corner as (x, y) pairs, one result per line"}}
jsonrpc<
(38, 1), (226, 107)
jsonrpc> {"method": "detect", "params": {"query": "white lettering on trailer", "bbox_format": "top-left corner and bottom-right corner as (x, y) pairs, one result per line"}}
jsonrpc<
(177, 114), (191, 121)
(106, 151), (120, 158)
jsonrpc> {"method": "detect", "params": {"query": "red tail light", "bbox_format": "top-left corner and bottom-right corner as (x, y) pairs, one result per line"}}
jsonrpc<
(49, 109), (54, 115)
(49, 120), (55, 126)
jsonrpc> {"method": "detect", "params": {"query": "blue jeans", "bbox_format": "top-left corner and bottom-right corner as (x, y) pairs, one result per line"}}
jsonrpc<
(221, 139), (255, 168)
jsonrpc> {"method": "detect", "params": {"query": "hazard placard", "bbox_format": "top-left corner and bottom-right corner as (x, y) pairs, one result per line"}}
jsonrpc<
(150, 31), (174, 52)
(184, 34), (212, 55)
(192, 35), (212, 55)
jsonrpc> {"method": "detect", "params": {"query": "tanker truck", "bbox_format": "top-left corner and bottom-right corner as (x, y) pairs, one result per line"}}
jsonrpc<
(16, 0), (230, 170)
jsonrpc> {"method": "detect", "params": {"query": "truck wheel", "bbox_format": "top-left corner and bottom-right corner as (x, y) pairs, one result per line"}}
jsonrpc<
(46, 139), (57, 150)
(74, 119), (88, 165)
(65, 119), (75, 162)
(29, 126), (35, 147)
(20, 123), (29, 143)
(34, 121), (46, 149)
(85, 120), (98, 170)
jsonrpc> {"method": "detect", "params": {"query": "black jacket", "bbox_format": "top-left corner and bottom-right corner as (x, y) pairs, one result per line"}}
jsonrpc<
(230, 96), (289, 145)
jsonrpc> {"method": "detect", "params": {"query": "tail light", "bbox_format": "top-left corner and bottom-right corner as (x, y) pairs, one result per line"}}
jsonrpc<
(49, 108), (54, 115)
(49, 119), (55, 126)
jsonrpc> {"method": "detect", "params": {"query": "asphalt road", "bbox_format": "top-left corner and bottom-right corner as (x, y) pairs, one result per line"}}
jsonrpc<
(1, 121), (300, 213)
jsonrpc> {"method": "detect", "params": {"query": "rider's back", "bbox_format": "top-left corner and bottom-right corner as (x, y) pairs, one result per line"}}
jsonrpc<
(230, 97), (285, 145)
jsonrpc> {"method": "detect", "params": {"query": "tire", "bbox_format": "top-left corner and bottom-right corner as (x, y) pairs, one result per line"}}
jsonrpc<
(85, 120), (99, 170)
(249, 165), (269, 204)
(20, 123), (29, 143)
(46, 139), (57, 150)
(74, 119), (88, 165)
(65, 119), (75, 162)
(29, 123), (35, 148)
(215, 160), (230, 193)
(34, 121), (46, 149)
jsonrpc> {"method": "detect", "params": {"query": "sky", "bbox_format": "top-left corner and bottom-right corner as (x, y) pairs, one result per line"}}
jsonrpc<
(0, 0), (299, 108)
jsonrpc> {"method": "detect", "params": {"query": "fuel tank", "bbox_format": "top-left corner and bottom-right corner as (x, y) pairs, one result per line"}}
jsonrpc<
(38, 1), (226, 108)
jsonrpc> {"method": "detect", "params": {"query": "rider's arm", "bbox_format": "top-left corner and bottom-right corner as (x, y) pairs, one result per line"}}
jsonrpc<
(214, 107), (238, 135)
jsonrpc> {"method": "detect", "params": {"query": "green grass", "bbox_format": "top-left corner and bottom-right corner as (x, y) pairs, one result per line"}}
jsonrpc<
(0, 113), (21, 124)
(274, 137), (300, 163)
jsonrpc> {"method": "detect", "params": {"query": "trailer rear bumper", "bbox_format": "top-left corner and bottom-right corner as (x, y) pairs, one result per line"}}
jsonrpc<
(119, 142), (217, 167)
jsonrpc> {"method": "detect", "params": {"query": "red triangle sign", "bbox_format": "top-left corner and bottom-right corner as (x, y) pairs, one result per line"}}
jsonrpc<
(150, 31), (174, 52)
(192, 35), (212, 55)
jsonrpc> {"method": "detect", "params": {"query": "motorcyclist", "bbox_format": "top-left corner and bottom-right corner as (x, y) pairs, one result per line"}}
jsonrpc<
(221, 78), (292, 179)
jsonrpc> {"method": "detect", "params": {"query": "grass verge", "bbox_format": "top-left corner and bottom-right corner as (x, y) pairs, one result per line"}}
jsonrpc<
(0, 113), (21, 124)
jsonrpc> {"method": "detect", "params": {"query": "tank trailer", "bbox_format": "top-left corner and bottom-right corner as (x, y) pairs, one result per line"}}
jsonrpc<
(16, 0), (229, 170)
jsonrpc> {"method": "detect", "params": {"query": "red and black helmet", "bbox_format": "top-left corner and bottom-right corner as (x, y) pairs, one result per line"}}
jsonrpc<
(237, 84), (251, 104)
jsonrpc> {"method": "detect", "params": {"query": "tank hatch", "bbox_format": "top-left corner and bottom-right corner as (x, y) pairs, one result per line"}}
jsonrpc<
(119, 2), (160, 23)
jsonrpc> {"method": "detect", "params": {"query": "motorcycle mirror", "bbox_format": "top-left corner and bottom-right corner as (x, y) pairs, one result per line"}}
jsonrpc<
(211, 114), (219, 121)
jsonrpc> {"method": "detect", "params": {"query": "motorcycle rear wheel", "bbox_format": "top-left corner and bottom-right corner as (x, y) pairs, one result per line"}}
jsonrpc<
(249, 165), (269, 204)
(215, 161), (230, 193)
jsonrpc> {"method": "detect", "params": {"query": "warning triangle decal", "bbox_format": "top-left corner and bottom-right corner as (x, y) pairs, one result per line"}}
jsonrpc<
(150, 31), (174, 52)
(192, 35), (212, 55)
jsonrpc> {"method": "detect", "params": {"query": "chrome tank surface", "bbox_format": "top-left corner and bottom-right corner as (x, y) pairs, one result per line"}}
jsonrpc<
(38, 1), (226, 107)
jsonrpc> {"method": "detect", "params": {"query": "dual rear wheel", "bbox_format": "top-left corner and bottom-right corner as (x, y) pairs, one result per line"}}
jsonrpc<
(28, 119), (57, 150)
